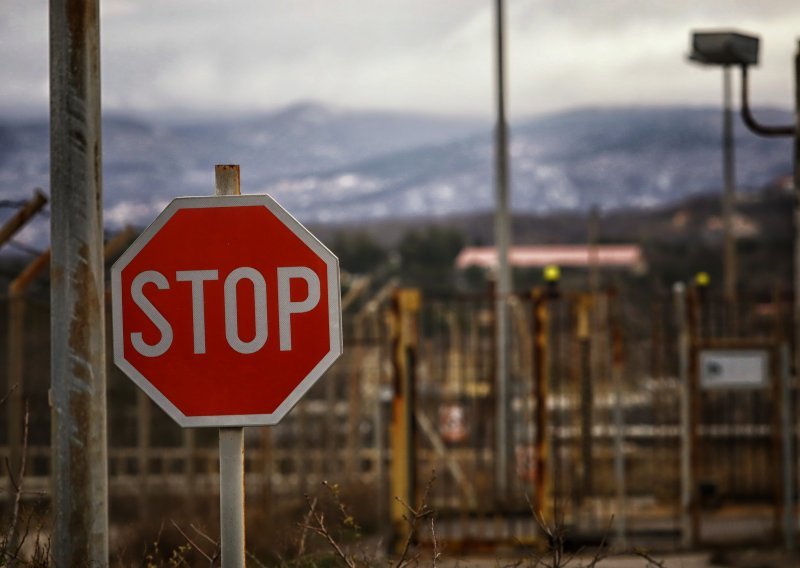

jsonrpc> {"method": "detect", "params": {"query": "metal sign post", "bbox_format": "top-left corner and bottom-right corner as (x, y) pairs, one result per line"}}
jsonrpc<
(111, 165), (342, 567)
(214, 166), (246, 567)
(219, 427), (245, 566)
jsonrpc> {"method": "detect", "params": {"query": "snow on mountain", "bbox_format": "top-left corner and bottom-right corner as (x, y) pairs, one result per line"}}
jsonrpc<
(0, 103), (792, 247)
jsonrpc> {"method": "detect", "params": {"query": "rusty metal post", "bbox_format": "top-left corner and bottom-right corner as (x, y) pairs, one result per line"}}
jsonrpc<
(0, 189), (48, 248)
(576, 294), (593, 503)
(389, 288), (420, 550)
(375, 313), (389, 544)
(49, 0), (107, 563)
(531, 288), (551, 522)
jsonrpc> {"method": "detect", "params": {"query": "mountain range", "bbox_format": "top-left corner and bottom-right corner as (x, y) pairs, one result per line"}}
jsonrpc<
(0, 102), (793, 246)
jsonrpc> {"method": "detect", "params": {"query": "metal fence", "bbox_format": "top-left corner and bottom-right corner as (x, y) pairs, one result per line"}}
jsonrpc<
(405, 287), (796, 548)
(1, 283), (797, 551)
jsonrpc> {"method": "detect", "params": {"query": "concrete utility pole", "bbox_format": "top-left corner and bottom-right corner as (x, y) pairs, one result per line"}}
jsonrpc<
(493, 0), (513, 505)
(49, 0), (108, 564)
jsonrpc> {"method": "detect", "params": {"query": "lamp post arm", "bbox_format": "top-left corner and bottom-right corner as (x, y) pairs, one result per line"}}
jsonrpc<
(740, 64), (796, 138)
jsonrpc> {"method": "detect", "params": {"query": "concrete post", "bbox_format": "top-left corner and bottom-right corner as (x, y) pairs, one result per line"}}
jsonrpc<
(49, 0), (108, 563)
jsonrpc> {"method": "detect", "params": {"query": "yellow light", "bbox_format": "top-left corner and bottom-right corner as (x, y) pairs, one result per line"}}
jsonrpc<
(544, 265), (560, 283)
(695, 272), (710, 287)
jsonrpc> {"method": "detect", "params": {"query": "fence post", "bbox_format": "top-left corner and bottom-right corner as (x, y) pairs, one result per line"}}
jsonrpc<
(609, 289), (627, 548)
(576, 293), (593, 503)
(531, 288), (551, 523)
(673, 283), (692, 549)
(6, 228), (132, 533)
(2, 199), (53, 500)
(5, 249), (50, 556)
(686, 284), (702, 546)
(389, 288), (420, 550)
(347, 317), (363, 479)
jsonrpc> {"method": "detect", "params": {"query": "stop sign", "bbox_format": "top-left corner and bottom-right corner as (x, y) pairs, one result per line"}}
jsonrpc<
(111, 195), (342, 427)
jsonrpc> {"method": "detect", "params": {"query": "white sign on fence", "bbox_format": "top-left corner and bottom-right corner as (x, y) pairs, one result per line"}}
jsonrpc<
(699, 349), (769, 389)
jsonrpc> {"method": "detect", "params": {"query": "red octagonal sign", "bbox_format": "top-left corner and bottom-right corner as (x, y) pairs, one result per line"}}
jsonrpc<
(111, 195), (342, 427)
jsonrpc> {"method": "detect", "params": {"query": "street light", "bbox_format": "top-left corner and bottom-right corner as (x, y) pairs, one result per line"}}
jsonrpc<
(689, 32), (759, 66)
(689, 31), (800, 554)
(688, 30), (760, 305)
(493, 0), (512, 506)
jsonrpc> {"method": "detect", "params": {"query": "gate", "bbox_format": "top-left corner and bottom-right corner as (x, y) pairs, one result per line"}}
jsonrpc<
(388, 284), (797, 550)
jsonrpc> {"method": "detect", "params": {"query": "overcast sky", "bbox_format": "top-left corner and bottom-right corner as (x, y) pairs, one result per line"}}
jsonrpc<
(2, 1), (799, 119)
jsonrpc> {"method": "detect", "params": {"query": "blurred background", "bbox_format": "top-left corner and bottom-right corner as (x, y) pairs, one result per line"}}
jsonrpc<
(1, 1), (798, 565)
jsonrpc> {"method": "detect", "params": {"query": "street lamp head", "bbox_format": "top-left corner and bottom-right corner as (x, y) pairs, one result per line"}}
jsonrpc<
(689, 31), (759, 66)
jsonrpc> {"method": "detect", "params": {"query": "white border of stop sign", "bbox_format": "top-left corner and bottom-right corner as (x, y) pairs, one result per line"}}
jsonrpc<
(110, 194), (342, 427)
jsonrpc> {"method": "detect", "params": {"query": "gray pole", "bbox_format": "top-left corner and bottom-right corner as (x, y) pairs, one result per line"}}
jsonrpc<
(493, 0), (512, 505)
(673, 282), (692, 549)
(215, 165), (246, 568)
(722, 65), (737, 304)
(49, 0), (108, 564)
(793, 39), (800, 541)
(219, 428), (245, 567)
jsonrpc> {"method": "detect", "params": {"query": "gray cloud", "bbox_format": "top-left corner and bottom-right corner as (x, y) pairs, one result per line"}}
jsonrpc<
(2, 1), (798, 118)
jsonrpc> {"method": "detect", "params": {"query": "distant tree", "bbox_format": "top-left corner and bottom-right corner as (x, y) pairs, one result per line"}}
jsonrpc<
(330, 231), (387, 274)
(397, 226), (464, 292)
